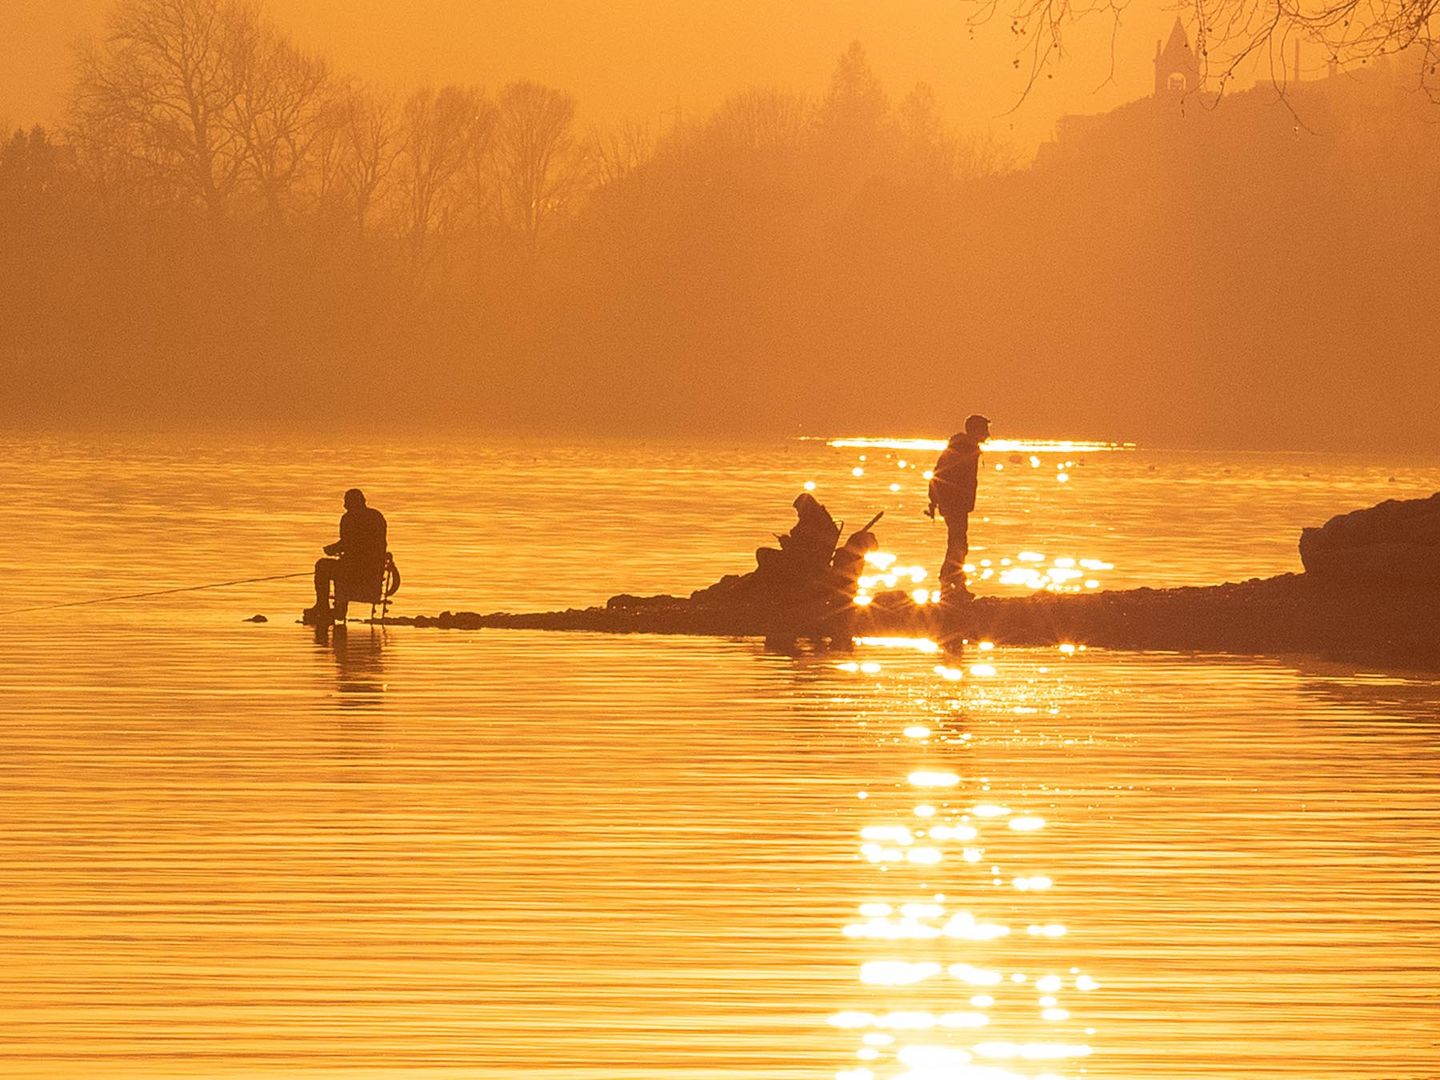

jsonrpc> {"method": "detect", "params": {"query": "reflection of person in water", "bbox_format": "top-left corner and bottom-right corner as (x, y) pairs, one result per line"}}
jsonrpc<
(305, 488), (387, 625)
(312, 621), (388, 709)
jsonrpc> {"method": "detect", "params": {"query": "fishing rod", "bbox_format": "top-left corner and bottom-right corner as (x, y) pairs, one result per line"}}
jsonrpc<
(853, 510), (885, 535)
(0, 572), (312, 617)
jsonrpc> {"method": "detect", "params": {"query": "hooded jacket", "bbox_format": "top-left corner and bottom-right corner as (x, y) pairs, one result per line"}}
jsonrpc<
(928, 435), (982, 517)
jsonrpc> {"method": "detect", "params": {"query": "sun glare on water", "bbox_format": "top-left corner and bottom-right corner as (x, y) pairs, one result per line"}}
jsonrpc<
(830, 644), (1101, 1079)
(822, 437), (1133, 454)
(806, 434), (1124, 599)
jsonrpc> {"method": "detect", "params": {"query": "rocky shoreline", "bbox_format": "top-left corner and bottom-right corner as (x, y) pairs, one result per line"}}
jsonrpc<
(364, 494), (1440, 670)
(373, 572), (1439, 670)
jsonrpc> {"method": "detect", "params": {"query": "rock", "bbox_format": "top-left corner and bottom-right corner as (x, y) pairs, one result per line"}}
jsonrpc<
(1299, 493), (1440, 582)
(607, 593), (685, 610)
(243, 614), (268, 622)
(688, 574), (744, 603)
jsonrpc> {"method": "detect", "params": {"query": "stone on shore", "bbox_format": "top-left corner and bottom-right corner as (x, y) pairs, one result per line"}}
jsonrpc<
(1299, 492), (1440, 582)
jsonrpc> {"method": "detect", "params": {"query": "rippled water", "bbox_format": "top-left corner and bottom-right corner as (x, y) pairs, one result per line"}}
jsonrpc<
(2, 434), (1437, 1078)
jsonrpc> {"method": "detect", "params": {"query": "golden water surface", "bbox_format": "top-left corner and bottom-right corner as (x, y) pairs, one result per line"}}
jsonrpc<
(1, 434), (1437, 1079)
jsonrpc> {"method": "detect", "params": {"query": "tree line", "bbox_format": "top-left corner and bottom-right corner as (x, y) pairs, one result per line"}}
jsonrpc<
(22, 0), (1001, 275)
(0, 0), (1012, 429)
(60, 0), (592, 266)
(5, 0), (1439, 449)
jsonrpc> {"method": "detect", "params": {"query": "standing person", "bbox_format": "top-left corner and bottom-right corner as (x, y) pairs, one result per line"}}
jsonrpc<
(927, 414), (991, 601)
(304, 488), (387, 624)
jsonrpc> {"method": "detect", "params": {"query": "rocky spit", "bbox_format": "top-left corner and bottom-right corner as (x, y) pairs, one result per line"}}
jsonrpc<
(372, 575), (1435, 671)
(372, 495), (1440, 671)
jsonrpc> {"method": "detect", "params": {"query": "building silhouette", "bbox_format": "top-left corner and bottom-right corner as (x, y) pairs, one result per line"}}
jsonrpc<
(1154, 18), (1202, 95)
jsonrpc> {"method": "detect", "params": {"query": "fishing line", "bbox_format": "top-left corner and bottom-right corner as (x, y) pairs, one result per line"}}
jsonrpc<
(0, 572), (313, 616)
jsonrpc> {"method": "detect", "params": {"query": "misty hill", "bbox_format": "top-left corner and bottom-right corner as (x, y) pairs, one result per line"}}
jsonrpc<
(2, 21), (1437, 449)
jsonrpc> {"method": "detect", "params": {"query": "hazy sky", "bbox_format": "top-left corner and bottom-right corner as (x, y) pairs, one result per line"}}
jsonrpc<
(3, 0), (1187, 154)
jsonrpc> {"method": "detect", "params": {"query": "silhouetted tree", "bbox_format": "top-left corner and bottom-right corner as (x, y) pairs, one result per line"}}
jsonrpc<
(707, 87), (810, 158)
(0, 127), (77, 212)
(231, 19), (332, 227)
(896, 83), (947, 180)
(317, 83), (401, 243)
(590, 120), (654, 190)
(814, 43), (890, 147)
(951, 128), (1019, 180)
(491, 81), (587, 256)
(462, 95), (500, 266)
(394, 84), (482, 269)
(70, 0), (254, 228)
(812, 42), (893, 195)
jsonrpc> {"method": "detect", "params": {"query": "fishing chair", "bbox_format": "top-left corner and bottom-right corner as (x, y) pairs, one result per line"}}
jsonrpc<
(336, 553), (401, 622)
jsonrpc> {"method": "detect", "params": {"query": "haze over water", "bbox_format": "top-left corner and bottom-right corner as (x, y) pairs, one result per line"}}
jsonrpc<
(2, 434), (1437, 1078)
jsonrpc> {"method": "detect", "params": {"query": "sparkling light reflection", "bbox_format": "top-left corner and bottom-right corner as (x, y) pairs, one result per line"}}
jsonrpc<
(908, 770), (960, 787)
(832, 640), (1099, 1079)
(800, 435), (1127, 600)
(824, 437), (1133, 453)
(855, 636), (942, 654)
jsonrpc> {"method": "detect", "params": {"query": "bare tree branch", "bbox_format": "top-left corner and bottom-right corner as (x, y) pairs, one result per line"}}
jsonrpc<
(966, 0), (1440, 104)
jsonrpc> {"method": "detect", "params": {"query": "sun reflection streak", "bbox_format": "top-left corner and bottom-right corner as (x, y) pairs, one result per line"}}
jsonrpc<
(994, 552), (1109, 593)
(856, 548), (1112, 599)
(860, 960), (944, 986)
(830, 640), (1101, 1079)
(855, 636), (942, 654)
(908, 770), (960, 787)
(823, 437), (1133, 453)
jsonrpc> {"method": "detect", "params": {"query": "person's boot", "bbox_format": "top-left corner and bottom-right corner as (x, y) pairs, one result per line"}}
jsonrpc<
(302, 604), (333, 625)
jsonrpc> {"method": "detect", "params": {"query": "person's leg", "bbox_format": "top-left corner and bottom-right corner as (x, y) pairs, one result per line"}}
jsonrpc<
(332, 561), (368, 622)
(939, 513), (970, 597)
(309, 558), (337, 620)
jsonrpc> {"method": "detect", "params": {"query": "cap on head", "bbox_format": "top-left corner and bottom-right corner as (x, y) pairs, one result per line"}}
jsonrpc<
(964, 414), (991, 439)
(344, 488), (366, 509)
(793, 492), (817, 511)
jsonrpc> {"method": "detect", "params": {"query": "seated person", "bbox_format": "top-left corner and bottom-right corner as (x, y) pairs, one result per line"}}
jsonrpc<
(304, 488), (387, 624)
(753, 492), (842, 592)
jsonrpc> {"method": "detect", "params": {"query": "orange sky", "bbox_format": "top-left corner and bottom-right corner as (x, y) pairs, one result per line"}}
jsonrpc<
(2, 0), (1184, 154)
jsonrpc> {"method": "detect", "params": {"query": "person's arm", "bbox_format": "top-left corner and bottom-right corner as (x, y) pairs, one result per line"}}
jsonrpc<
(323, 515), (347, 556)
(960, 448), (981, 507)
(927, 454), (945, 517)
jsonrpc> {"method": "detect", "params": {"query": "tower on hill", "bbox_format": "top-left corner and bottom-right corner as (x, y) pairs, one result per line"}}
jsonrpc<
(1154, 18), (1202, 95)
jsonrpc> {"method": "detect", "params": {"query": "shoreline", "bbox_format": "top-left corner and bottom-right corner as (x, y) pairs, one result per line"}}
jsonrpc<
(366, 573), (1440, 671)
